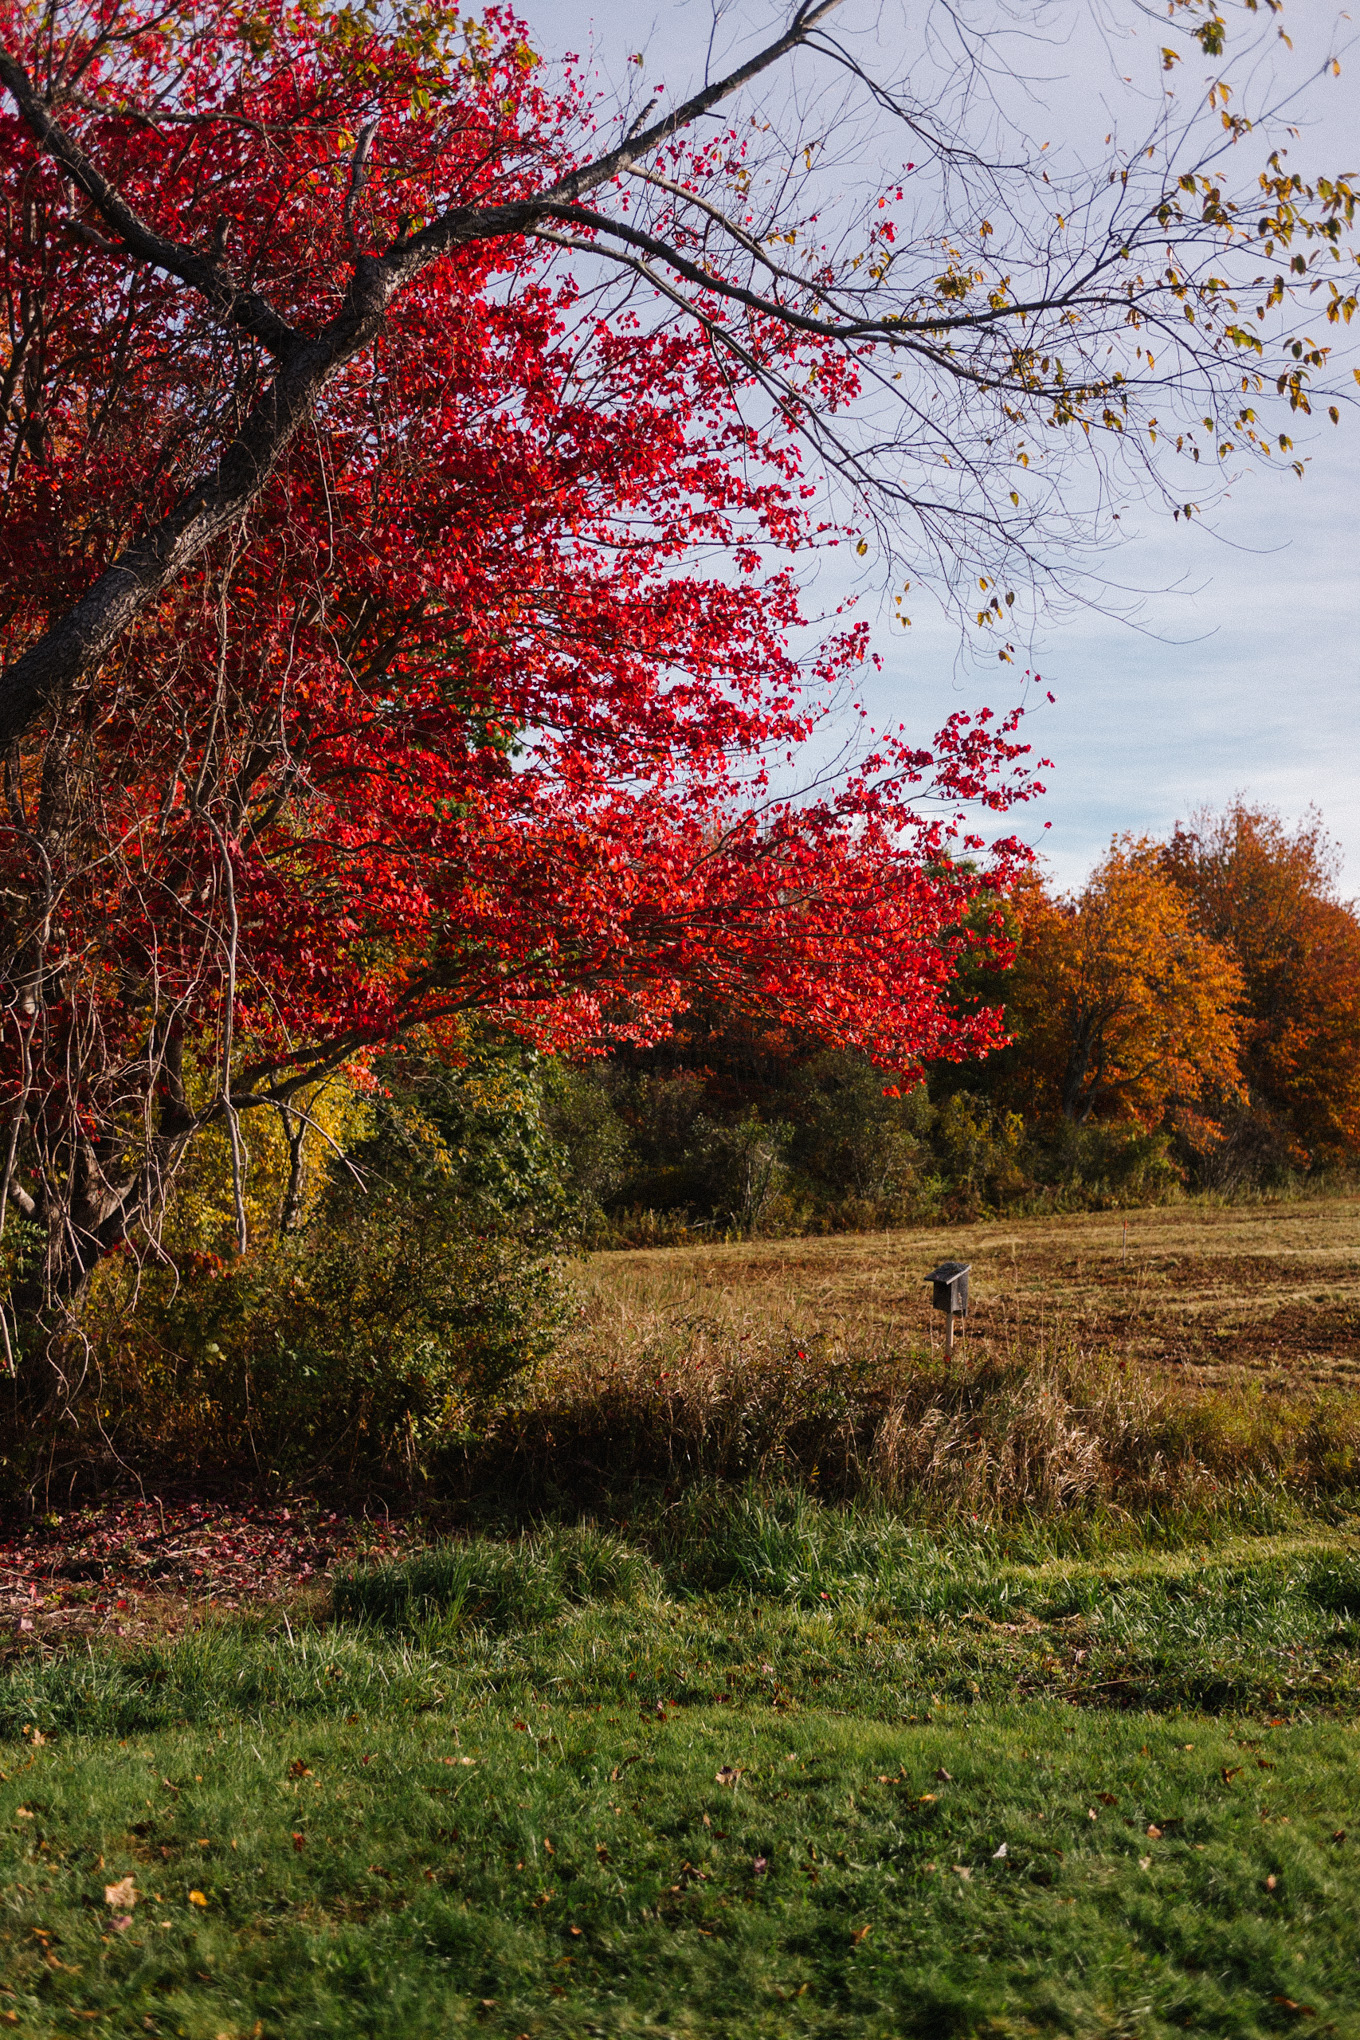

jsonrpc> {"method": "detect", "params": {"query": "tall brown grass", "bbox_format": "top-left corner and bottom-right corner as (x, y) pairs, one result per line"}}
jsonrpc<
(448, 1304), (1360, 1516)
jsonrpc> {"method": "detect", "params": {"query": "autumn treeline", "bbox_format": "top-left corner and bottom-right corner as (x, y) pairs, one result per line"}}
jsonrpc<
(555, 802), (1360, 1236)
(988, 802), (1360, 1170)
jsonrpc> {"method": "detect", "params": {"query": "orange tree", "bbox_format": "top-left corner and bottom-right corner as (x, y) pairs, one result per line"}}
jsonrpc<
(1004, 842), (1243, 1135)
(1161, 804), (1360, 1167)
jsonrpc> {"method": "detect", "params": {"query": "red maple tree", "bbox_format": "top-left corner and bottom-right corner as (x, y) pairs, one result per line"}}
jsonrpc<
(0, 0), (1348, 1332)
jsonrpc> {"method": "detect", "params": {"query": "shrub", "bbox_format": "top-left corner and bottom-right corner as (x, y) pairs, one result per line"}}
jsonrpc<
(690, 1111), (796, 1235)
(3, 1038), (572, 1491)
(541, 1063), (634, 1241)
(1034, 1118), (1181, 1206)
(80, 1186), (566, 1484)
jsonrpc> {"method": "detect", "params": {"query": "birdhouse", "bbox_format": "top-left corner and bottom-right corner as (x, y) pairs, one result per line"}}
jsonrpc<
(924, 1261), (971, 1316)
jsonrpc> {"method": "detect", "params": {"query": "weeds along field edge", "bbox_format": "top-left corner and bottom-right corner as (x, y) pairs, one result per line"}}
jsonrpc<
(445, 1323), (1360, 1518)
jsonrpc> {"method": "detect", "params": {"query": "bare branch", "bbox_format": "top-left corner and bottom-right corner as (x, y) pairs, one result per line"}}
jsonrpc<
(343, 118), (378, 252)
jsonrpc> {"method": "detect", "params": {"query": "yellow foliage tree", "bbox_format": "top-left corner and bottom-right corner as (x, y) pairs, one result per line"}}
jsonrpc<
(1008, 841), (1244, 1135)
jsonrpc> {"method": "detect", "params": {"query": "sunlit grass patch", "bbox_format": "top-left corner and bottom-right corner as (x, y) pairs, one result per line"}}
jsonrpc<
(4, 1689), (1360, 2037)
(4, 1500), (1360, 2033)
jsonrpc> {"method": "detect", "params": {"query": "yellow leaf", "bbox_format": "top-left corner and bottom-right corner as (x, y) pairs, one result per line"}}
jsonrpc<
(189, 1890), (208, 1907)
(104, 1876), (138, 1909)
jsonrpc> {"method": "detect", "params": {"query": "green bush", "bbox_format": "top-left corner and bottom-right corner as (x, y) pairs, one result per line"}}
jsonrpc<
(16, 1041), (573, 1489)
(689, 1110), (796, 1234)
(1033, 1117), (1180, 1205)
(127, 1186), (566, 1480)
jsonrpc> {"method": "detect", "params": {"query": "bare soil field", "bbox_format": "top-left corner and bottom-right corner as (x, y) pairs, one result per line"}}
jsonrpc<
(579, 1194), (1360, 1386)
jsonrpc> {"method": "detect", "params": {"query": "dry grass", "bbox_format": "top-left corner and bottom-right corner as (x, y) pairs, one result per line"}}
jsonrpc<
(572, 1192), (1360, 1387)
(447, 1195), (1360, 1516)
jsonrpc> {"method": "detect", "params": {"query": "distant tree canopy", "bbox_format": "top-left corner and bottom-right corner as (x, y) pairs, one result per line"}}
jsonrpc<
(953, 804), (1360, 1177)
(543, 801), (1360, 1237)
(1160, 805), (1360, 1167)
(1002, 845), (1244, 1137)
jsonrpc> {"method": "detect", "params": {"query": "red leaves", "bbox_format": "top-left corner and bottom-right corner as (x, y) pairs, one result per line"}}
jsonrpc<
(1, 1497), (398, 1636)
(0, 0), (1042, 1270)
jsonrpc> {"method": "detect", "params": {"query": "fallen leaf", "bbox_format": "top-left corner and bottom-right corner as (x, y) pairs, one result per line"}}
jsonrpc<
(105, 1876), (138, 1909)
(852, 1922), (872, 1941)
(1265, 1874), (1278, 1891)
(15, 1808), (33, 1821)
(512, 1720), (528, 1733)
(1096, 1792), (1118, 1806)
(753, 1856), (768, 1876)
(1273, 1998), (1316, 2017)
(935, 1767), (953, 1782)
(288, 1760), (312, 1778)
(596, 1844), (609, 1863)
(1146, 1825), (1163, 1840)
(1332, 1830), (1347, 1843)
(951, 1865), (971, 1880)
(292, 1833), (306, 1852)
(1138, 1856), (1152, 1871)
(188, 1890), (208, 1907)
(992, 1842), (1008, 1859)
(543, 1837), (554, 1855)
(918, 1792), (936, 1804)
(108, 1914), (134, 1933)
(1221, 1766), (1243, 1785)
(715, 1766), (742, 1788)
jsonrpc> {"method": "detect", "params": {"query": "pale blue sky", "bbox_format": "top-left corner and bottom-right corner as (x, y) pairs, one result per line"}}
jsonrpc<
(518, 0), (1360, 894)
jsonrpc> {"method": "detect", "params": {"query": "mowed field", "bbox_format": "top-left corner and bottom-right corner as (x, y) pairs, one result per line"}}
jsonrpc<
(578, 1194), (1360, 1387)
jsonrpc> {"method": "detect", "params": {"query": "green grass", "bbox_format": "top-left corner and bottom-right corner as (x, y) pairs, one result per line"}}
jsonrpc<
(5, 1503), (1360, 2037)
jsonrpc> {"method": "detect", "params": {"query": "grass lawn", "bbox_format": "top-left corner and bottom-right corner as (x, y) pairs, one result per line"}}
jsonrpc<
(5, 1502), (1360, 2038)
